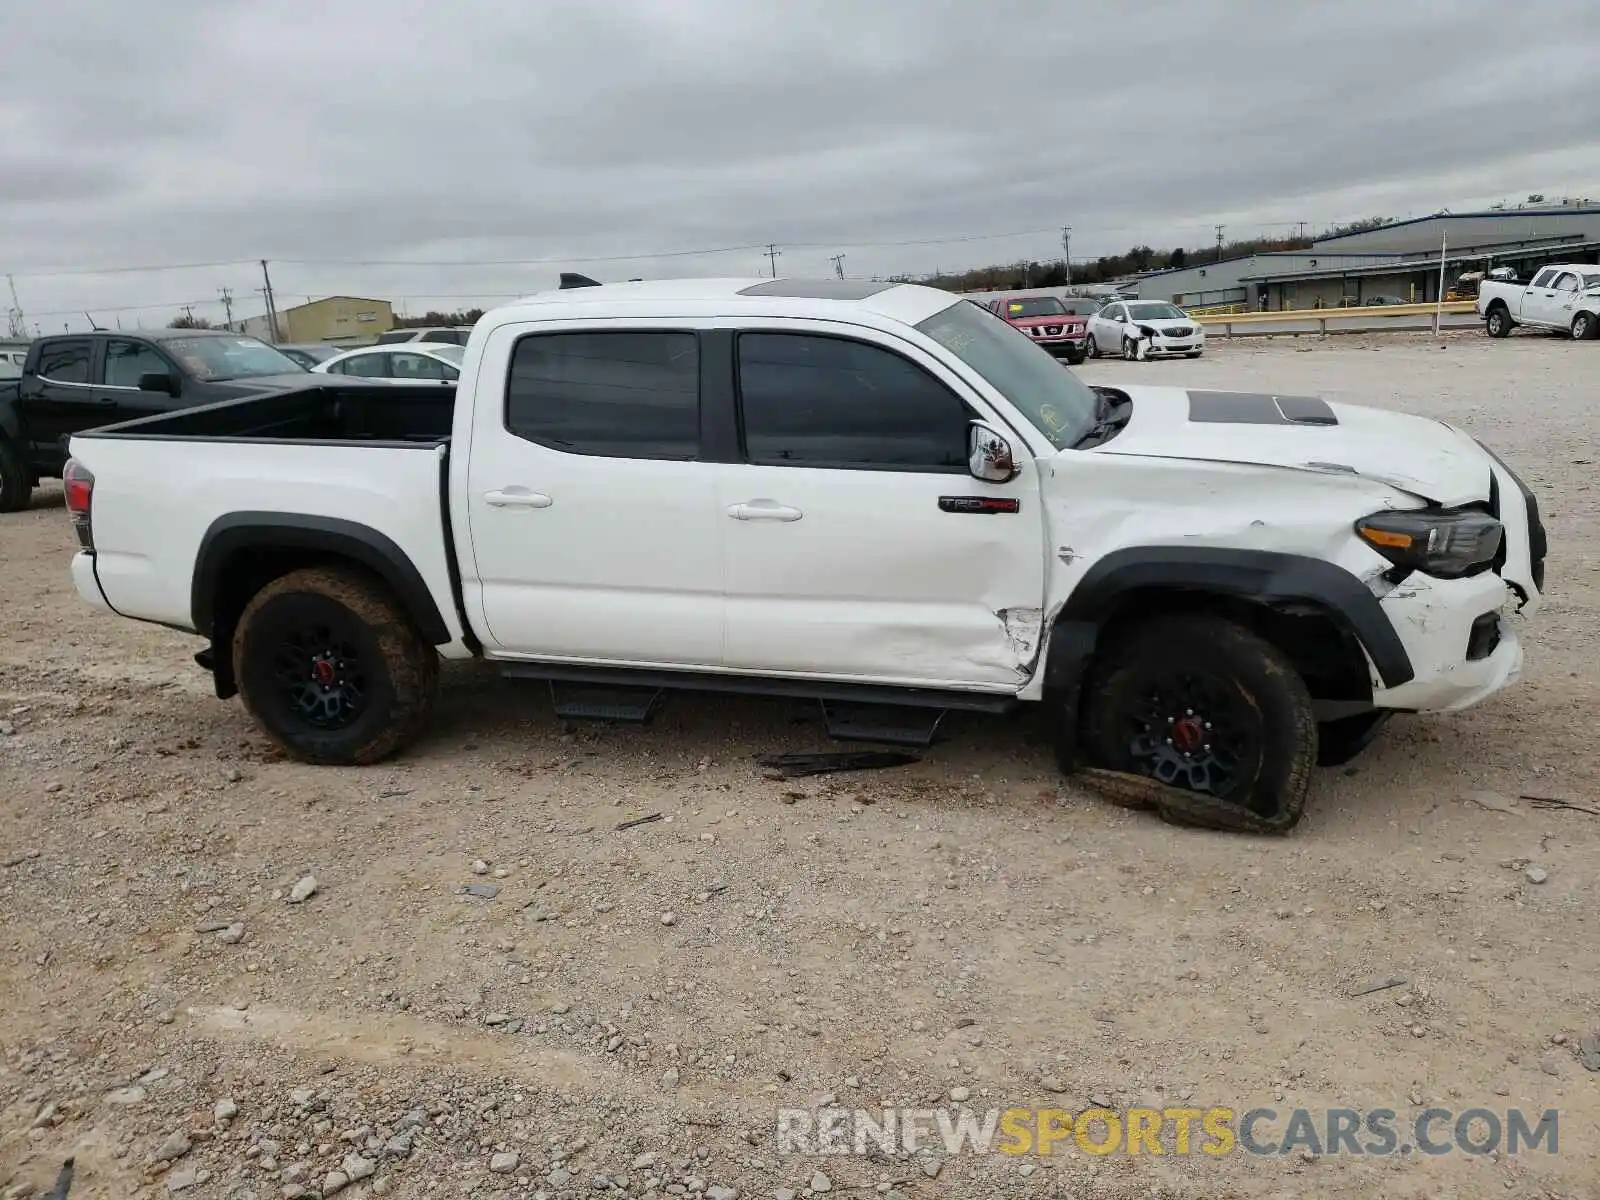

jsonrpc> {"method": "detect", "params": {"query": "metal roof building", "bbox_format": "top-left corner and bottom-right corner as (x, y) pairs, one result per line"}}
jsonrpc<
(1129, 206), (1600, 311)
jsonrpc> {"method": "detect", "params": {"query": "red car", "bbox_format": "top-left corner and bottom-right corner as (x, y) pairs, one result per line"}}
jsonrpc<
(986, 295), (1092, 364)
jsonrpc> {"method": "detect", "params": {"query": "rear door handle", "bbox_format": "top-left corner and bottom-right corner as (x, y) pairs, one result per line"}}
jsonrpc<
(727, 499), (803, 522)
(484, 488), (552, 508)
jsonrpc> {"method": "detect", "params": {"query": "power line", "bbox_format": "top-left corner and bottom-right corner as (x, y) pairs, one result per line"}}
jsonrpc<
(765, 243), (782, 277)
(9, 258), (255, 280)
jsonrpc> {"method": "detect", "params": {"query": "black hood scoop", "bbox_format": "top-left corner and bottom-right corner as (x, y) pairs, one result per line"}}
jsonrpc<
(1186, 390), (1339, 426)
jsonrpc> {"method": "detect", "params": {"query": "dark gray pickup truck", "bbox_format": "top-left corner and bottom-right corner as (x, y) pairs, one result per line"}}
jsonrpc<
(0, 327), (314, 511)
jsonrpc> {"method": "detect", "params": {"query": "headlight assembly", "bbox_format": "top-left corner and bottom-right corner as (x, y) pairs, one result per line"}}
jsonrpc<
(1355, 509), (1503, 579)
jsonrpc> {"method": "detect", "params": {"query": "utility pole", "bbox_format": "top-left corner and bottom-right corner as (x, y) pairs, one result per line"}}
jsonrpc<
(5, 275), (25, 339)
(765, 244), (781, 277)
(1214, 225), (1226, 262)
(830, 253), (846, 279)
(259, 259), (281, 342)
(1061, 225), (1072, 284)
(181, 304), (197, 325)
(218, 286), (234, 330)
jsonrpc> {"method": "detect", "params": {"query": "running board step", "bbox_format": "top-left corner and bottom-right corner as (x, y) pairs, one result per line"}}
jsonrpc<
(547, 681), (663, 724)
(820, 701), (948, 748)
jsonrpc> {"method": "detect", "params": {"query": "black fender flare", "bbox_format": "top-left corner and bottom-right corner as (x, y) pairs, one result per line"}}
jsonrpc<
(191, 512), (452, 645)
(1043, 544), (1415, 699)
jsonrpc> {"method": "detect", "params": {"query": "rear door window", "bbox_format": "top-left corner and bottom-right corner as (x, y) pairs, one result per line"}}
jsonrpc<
(505, 330), (700, 459)
(36, 339), (92, 383)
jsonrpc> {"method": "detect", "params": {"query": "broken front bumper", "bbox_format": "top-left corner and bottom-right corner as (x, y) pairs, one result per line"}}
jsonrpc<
(1371, 570), (1524, 713)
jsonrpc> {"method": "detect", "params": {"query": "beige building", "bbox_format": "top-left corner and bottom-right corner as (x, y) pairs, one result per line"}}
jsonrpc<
(239, 296), (394, 344)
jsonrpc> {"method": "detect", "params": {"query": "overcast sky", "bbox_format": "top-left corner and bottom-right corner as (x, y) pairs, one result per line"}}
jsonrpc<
(3, 0), (1598, 332)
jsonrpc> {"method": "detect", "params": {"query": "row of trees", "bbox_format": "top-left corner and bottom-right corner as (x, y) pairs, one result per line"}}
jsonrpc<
(904, 216), (1395, 294)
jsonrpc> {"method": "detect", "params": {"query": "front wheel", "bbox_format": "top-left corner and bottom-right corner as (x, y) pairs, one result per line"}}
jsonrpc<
(0, 438), (32, 513)
(1085, 334), (1100, 359)
(1485, 307), (1512, 338)
(1065, 349), (1086, 365)
(1572, 311), (1598, 341)
(233, 566), (439, 765)
(1078, 614), (1316, 833)
(1122, 337), (1138, 361)
(1186, 351), (1203, 359)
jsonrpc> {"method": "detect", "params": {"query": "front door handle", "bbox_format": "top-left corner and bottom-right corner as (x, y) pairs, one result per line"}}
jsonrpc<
(727, 499), (803, 522)
(484, 488), (552, 509)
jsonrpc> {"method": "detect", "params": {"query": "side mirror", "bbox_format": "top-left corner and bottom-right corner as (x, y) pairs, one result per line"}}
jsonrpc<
(968, 422), (1018, 483)
(138, 371), (178, 396)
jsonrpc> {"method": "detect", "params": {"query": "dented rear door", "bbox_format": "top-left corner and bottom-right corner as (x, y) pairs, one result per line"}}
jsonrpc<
(716, 321), (1045, 691)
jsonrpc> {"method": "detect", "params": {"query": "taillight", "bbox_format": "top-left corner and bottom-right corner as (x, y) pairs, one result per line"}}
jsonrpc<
(63, 458), (94, 549)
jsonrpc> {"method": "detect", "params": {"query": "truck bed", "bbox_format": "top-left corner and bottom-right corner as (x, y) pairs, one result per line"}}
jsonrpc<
(72, 380), (456, 446)
(66, 379), (469, 649)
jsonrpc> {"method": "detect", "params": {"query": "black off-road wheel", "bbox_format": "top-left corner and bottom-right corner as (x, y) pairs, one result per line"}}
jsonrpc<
(233, 566), (439, 765)
(1485, 306), (1512, 338)
(0, 438), (31, 513)
(1077, 615), (1317, 833)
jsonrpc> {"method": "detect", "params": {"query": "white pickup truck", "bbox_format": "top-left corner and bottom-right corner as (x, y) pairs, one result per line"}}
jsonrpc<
(62, 277), (1546, 833)
(1477, 262), (1600, 340)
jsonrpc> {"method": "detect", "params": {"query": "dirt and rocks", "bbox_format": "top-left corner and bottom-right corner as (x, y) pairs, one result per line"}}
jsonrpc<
(0, 329), (1596, 1200)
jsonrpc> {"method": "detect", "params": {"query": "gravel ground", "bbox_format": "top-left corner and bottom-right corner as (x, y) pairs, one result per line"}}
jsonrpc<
(1, 329), (1596, 1200)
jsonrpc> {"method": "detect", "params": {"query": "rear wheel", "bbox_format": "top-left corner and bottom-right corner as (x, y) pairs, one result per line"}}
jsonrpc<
(1078, 614), (1317, 833)
(1485, 306), (1512, 338)
(233, 566), (438, 765)
(1572, 311), (1598, 341)
(0, 438), (31, 513)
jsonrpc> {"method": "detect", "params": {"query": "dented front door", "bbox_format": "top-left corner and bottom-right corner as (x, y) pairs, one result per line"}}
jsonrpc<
(716, 322), (1045, 690)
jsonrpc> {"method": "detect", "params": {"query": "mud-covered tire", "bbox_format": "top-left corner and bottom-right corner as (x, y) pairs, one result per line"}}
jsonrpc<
(233, 566), (438, 765)
(1077, 614), (1317, 834)
(1485, 306), (1512, 338)
(1572, 311), (1598, 341)
(0, 437), (31, 513)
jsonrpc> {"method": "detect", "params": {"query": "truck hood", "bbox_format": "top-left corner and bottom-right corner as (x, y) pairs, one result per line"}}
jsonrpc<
(1088, 386), (1491, 506)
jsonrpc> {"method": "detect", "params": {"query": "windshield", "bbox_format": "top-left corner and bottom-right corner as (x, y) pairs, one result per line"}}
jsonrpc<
(1001, 297), (1067, 319)
(1126, 303), (1187, 321)
(165, 336), (304, 381)
(427, 344), (465, 364)
(916, 298), (1097, 451)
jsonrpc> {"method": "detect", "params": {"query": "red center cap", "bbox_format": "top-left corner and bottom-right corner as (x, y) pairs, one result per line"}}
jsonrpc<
(1172, 717), (1203, 753)
(312, 659), (336, 687)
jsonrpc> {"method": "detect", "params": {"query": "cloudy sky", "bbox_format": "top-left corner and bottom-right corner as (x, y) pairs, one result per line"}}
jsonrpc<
(3, 0), (1598, 332)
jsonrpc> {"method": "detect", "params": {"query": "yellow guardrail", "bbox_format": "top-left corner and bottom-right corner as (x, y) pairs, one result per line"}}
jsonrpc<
(1196, 300), (1476, 333)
